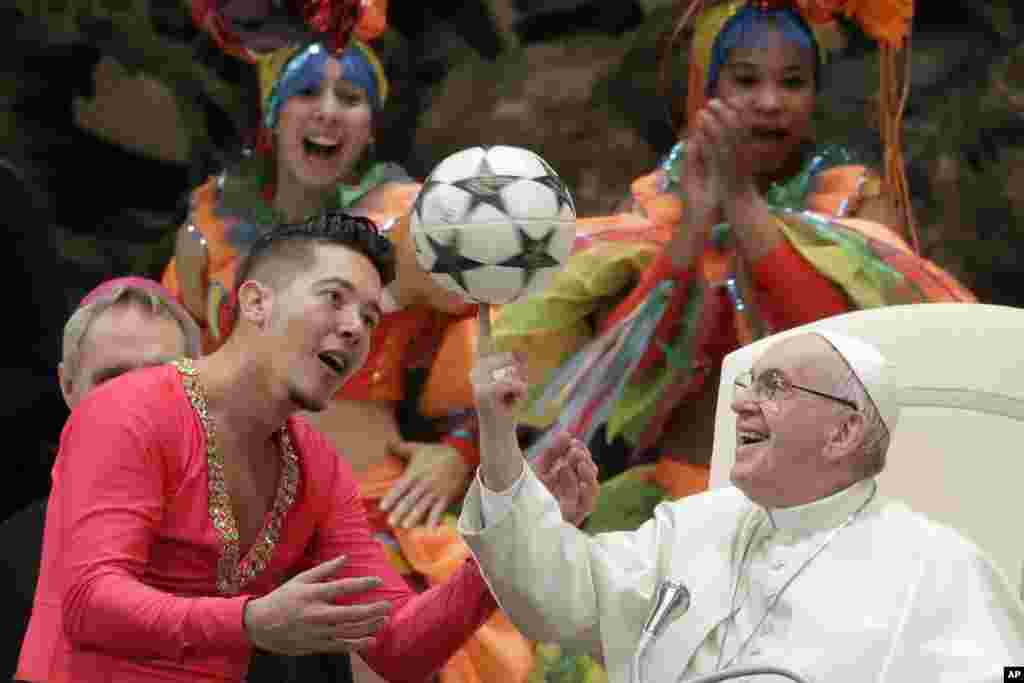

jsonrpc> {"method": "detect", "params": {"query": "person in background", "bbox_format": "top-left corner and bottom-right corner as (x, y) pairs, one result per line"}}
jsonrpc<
(491, 0), (976, 538)
(4, 276), (201, 681)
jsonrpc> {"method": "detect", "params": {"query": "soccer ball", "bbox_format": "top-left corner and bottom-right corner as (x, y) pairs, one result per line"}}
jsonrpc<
(410, 145), (577, 305)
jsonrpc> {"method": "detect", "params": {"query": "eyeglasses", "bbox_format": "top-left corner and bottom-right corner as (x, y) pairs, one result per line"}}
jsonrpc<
(733, 369), (859, 411)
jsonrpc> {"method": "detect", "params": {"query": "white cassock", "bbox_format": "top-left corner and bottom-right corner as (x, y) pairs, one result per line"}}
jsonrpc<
(458, 466), (1024, 683)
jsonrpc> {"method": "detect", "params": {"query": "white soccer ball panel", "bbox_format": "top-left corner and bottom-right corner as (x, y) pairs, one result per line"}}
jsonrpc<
(542, 222), (576, 265)
(520, 266), (561, 299)
(415, 183), (475, 226)
(485, 145), (548, 177)
(453, 215), (523, 265)
(461, 266), (527, 305)
(499, 179), (559, 220)
(428, 147), (487, 183)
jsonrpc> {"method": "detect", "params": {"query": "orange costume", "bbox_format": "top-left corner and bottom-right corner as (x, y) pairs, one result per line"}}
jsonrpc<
(492, 0), (975, 536)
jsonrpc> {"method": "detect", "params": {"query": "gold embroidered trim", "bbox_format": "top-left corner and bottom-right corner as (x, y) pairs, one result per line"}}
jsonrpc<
(172, 359), (300, 595)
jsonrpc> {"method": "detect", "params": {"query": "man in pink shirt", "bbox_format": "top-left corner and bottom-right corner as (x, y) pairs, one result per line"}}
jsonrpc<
(18, 211), (598, 683)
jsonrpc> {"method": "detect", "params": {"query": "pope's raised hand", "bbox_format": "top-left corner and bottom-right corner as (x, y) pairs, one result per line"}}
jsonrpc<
(470, 350), (528, 437)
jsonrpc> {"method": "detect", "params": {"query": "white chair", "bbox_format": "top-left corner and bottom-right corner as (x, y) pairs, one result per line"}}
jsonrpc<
(709, 303), (1024, 597)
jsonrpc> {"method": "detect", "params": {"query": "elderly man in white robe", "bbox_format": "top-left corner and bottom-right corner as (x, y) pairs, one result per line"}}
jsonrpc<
(457, 328), (1024, 683)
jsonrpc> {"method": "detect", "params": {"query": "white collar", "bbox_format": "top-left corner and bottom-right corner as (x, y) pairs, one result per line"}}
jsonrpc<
(762, 478), (877, 536)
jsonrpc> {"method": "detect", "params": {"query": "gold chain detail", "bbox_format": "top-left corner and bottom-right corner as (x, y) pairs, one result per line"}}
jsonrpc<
(172, 359), (300, 595)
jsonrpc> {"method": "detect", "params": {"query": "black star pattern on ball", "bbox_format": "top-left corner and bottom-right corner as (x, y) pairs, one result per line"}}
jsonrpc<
(498, 226), (560, 289)
(424, 230), (486, 293)
(450, 152), (521, 217)
(530, 174), (575, 213)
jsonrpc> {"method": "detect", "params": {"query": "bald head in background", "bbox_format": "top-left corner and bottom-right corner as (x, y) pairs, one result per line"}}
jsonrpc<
(3, 276), (201, 681)
(58, 277), (201, 409)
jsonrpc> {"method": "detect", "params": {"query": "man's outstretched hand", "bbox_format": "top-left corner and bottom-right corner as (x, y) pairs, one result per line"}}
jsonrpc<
(243, 555), (392, 656)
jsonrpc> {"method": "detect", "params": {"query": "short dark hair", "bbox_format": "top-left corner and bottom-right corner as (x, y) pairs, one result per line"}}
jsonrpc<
(233, 211), (396, 301)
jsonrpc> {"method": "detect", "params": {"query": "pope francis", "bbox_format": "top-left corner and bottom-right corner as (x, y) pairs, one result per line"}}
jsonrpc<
(458, 329), (1024, 682)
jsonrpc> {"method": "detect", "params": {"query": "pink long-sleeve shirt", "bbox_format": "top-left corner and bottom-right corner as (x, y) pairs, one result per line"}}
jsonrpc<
(17, 364), (497, 682)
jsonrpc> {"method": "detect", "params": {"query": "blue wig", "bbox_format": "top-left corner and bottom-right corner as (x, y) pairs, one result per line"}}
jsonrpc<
(705, 4), (821, 97)
(264, 41), (386, 130)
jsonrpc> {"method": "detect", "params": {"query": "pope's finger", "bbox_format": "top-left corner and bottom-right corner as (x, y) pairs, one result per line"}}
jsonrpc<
(577, 458), (599, 489)
(477, 304), (493, 355)
(489, 365), (522, 383)
(499, 380), (529, 408)
(535, 431), (574, 476)
(471, 353), (521, 382)
(556, 456), (578, 489)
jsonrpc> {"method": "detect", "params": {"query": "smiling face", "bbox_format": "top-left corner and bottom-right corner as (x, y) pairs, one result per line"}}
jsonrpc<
(729, 334), (861, 507)
(257, 243), (383, 412)
(274, 56), (374, 193)
(713, 27), (816, 180)
(60, 304), (187, 409)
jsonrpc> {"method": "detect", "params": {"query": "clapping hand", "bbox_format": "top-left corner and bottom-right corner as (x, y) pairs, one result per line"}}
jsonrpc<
(243, 555), (392, 656)
(693, 98), (757, 204)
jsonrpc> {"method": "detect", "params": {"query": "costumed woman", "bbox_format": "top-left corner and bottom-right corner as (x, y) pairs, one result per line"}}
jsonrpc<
(493, 0), (976, 535)
(161, 3), (589, 683)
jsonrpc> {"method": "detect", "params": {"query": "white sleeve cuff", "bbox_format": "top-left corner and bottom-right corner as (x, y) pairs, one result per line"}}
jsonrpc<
(478, 466), (528, 528)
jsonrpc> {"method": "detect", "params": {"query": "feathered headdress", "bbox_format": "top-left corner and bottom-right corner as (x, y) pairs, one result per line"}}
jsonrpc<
(660, 0), (918, 251)
(192, 0), (387, 59)
(192, 0), (389, 153)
